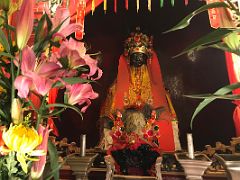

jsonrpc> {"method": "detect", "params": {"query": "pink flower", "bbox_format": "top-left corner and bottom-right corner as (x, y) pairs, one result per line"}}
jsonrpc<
(66, 83), (98, 112)
(50, 6), (82, 38)
(14, 46), (61, 98)
(82, 55), (103, 80)
(59, 38), (86, 70)
(16, 0), (34, 50)
(31, 125), (50, 179)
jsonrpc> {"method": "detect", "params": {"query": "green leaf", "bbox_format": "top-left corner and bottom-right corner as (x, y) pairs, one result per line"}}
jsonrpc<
(173, 28), (234, 58)
(42, 107), (65, 117)
(47, 140), (60, 180)
(53, 77), (93, 88)
(34, 14), (47, 43)
(0, 28), (10, 53)
(163, 2), (229, 33)
(0, 51), (15, 59)
(209, 43), (240, 56)
(45, 103), (83, 119)
(0, 108), (7, 120)
(185, 93), (240, 100)
(189, 82), (240, 129)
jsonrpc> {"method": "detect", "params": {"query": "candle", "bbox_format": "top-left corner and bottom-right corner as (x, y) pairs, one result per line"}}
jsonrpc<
(187, 133), (194, 159)
(80, 134), (86, 157)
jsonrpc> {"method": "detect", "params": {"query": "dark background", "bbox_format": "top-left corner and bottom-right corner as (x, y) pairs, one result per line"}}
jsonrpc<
(57, 0), (236, 151)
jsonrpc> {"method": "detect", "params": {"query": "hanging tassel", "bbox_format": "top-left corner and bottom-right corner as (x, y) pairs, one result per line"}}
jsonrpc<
(184, 0), (188, 5)
(104, 0), (107, 13)
(160, 0), (164, 8)
(91, 0), (95, 15)
(125, 0), (128, 10)
(136, 0), (139, 13)
(114, 0), (117, 13)
(171, 0), (174, 6)
(148, 0), (151, 12)
(238, 0), (240, 12)
(75, 0), (86, 40)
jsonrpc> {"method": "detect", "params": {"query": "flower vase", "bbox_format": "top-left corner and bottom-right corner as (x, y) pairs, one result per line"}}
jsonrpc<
(214, 154), (240, 180)
(175, 153), (212, 180)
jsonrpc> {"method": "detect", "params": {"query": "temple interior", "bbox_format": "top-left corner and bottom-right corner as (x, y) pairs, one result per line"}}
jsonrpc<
(1, 0), (240, 179)
(56, 0), (235, 151)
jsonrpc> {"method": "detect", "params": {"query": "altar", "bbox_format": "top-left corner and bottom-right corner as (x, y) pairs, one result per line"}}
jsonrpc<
(1, 0), (240, 179)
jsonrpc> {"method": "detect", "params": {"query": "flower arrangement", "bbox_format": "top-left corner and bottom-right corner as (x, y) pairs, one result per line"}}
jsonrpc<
(0, 0), (102, 179)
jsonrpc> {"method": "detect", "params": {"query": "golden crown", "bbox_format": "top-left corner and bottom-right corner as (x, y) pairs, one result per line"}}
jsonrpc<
(124, 28), (153, 58)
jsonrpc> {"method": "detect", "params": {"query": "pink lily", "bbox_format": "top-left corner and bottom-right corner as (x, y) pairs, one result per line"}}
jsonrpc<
(82, 54), (103, 80)
(16, 0), (34, 50)
(66, 83), (98, 112)
(49, 6), (82, 38)
(59, 38), (86, 70)
(14, 46), (61, 98)
(31, 125), (50, 179)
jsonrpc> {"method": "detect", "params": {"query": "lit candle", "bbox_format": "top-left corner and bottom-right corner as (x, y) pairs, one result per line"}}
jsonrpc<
(80, 134), (86, 157)
(187, 133), (194, 159)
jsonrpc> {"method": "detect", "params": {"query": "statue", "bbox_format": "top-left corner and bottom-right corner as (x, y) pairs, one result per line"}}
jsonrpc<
(99, 28), (181, 152)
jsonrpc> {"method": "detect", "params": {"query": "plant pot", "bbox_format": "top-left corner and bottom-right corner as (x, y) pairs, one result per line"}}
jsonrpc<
(175, 153), (212, 180)
(214, 154), (240, 180)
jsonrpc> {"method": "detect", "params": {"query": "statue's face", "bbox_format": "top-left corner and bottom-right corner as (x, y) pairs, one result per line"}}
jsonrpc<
(129, 52), (147, 67)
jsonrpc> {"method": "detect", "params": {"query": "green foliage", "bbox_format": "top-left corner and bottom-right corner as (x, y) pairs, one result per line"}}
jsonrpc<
(165, 1), (240, 128)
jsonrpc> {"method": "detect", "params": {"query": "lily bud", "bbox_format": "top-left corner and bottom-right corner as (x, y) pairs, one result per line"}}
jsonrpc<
(0, 0), (10, 11)
(16, 0), (34, 50)
(11, 98), (23, 125)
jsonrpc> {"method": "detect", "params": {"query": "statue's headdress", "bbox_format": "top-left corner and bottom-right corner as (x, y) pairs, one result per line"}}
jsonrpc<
(124, 27), (153, 59)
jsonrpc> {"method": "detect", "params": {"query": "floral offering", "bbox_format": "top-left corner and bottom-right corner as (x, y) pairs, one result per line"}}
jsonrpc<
(0, 0), (102, 179)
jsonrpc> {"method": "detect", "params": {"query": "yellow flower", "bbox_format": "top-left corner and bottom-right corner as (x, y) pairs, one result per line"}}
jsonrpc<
(2, 124), (43, 173)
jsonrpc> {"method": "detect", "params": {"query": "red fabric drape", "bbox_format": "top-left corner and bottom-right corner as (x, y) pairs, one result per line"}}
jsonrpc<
(225, 52), (240, 136)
